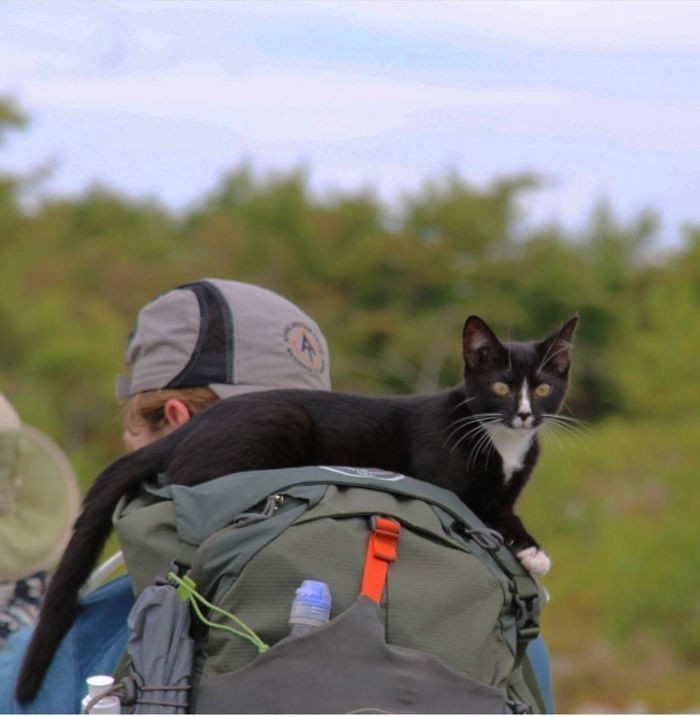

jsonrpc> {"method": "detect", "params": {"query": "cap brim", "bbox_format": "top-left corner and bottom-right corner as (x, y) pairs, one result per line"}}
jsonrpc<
(0, 426), (81, 581)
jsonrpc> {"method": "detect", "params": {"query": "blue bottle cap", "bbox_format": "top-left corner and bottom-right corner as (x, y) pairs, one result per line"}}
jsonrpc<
(290, 580), (332, 626)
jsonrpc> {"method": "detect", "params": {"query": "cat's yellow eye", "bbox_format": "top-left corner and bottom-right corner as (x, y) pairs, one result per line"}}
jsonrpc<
(534, 383), (552, 397)
(492, 382), (510, 397)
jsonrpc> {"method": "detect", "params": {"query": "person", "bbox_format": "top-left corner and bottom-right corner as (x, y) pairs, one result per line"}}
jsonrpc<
(0, 392), (81, 674)
(0, 278), (331, 713)
(0, 277), (554, 712)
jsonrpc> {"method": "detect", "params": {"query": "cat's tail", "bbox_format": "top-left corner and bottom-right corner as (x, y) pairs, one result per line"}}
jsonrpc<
(15, 435), (174, 704)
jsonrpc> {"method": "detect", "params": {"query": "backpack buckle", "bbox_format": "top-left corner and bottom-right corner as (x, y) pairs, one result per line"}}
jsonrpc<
(361, 516), (401, 603)
(512, 576), (541, 641)
(369, 514), (401, 537)
(367, 516), (400, 561)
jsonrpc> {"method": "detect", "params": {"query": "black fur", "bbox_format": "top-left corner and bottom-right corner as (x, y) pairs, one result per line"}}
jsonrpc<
(16, 314), (577, 702)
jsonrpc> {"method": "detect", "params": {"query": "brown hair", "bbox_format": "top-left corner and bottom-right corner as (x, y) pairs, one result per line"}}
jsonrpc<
(122, 387), (218, 436)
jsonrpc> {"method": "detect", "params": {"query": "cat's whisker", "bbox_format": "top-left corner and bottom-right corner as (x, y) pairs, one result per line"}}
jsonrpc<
(443, 415), (490, 446)
(545, 411), (582, 422)
(545, 421), (586, 438)
(446, 413), (497, 429)
(451, 430), (479, 456)
(449, 413), (502, 456)
(445, 421), (481, 442)
(540, 418), (587, 454)
(559, 401), (580, 418)
(466, 435), (483, 470)
(448, 422), (490, 453)
(444, 412), (501, 436)
(541, 423), (580, 438)
(451, 396), (477, 412)
(470, 426), (496, 470)
(539, 423), (567, 454)
(543, 413), (586, 428)
(543, 414), (587, 434)
(546, 411), (587, 428)
(466, 418), (500, 468)
(444, 426), (474, 451)
(481, 428), (497, 464)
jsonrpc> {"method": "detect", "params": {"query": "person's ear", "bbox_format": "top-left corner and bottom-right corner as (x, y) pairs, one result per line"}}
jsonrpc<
(163, 398), (191, 429)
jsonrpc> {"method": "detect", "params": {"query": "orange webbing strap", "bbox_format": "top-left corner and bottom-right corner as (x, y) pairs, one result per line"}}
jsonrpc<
(360, 516), (400, 603)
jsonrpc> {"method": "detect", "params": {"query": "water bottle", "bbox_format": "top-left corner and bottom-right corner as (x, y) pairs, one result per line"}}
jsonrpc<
(80, 675), (121, 714)
(287, 579), (332, 639)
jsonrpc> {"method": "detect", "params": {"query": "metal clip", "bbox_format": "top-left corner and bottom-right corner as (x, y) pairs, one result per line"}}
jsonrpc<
(506, 698), (533, 714)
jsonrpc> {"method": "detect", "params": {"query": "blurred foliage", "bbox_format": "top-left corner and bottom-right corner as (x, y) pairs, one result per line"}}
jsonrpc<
(527, 419), (700, 711)
(1, 97), (698, 711)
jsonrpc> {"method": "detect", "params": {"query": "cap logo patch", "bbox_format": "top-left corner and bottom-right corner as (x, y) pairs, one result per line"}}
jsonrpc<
(285, 322), (326, 373)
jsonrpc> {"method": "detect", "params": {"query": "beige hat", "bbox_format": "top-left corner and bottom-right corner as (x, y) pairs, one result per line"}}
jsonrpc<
(116, 278), (331, 400)
(0, 393), (81, 582)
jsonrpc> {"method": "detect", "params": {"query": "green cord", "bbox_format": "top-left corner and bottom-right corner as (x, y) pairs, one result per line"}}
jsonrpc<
(167, 572), (269, 653)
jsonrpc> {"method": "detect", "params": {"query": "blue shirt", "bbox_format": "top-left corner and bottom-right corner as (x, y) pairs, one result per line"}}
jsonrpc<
(0, 576), (133, 714)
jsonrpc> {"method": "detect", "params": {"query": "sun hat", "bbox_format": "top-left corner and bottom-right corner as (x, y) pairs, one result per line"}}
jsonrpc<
(116, 278), (331, 400)
(0, 392), (81, 582)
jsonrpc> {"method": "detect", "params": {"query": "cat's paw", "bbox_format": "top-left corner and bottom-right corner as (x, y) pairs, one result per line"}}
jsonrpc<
(516, 546), (551, 576)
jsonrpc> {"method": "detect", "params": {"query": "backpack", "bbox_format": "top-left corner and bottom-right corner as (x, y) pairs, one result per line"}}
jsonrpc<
(110, 465), (547, 714)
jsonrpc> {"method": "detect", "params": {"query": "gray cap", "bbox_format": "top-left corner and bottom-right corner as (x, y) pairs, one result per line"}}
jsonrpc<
(116, 279), (330, 400)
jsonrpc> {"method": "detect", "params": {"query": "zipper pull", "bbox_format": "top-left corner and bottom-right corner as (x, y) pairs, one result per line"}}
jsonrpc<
(267, 494), (285, 515)
(232, 493), (285, 527)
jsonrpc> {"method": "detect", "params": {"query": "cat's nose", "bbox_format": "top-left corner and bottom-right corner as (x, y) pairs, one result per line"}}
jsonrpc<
(514, 412), (534, 428)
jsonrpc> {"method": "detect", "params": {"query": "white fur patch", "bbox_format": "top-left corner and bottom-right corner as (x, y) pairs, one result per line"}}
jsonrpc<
(516, 546), (552, 576)
(517, 379), (532, 419)
(485, 423), (535, 481)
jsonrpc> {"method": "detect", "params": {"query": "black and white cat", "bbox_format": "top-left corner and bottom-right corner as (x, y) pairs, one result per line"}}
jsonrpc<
(16, 313), (577, 703)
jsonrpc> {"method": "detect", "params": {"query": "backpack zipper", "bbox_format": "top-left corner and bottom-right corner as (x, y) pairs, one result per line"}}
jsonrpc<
(189, 493), (286, 586)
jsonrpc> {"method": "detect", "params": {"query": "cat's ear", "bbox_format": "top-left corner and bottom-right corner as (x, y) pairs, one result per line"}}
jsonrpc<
(538, 315), (579, 376)
(463, 315), (505, 371)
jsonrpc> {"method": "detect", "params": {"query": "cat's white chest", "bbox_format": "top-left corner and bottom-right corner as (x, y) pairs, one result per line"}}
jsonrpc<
(485, 425), (536, 481)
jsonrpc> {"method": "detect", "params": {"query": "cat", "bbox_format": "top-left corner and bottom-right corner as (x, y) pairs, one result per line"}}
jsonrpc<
(16, 313), (577, 703)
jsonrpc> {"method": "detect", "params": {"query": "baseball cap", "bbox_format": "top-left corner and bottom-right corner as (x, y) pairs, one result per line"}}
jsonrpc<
(0, 393), (81, 581)
(116, 279), (331, 400)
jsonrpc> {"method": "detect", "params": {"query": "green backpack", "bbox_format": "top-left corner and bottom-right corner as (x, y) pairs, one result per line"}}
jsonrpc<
(112, 465), (547, 714)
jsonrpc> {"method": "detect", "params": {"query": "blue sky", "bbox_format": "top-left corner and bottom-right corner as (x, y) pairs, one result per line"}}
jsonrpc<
(2, 1), (700, 246)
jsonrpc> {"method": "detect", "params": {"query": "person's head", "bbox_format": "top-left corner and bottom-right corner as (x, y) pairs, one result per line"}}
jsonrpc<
(117, 278), (331, 451)
(0, 392), (80, 583)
